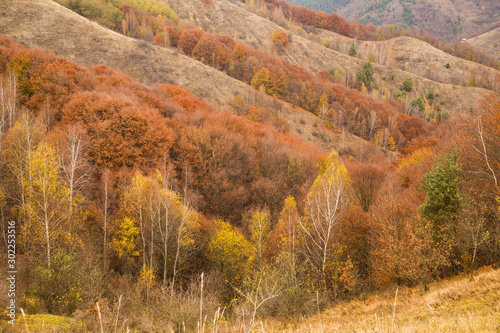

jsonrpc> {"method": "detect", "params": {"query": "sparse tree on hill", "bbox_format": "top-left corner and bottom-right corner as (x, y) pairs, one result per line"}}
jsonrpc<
(349, 41), (357, 57)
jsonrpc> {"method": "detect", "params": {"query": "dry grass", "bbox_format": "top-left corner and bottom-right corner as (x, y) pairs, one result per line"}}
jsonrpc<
(468, 28), (500, 60)
(260, 266), (500, 332)
(1, 268), (499, 332)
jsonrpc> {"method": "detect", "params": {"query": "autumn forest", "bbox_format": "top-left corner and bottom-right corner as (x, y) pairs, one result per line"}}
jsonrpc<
(0, 0), (500, 331)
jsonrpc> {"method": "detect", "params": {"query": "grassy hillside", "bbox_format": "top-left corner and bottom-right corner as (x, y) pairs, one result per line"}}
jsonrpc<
(315, 28), (500, 90)
(262, 267), (500, 332)
(3, 265), (499, 331)
(467, 27), (500, 60)
(162, 0), (492, 114)
(0, 0), (387, 156)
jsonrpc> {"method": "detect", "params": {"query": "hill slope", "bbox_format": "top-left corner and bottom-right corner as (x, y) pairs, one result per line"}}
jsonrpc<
(264, 267), (500, 332)
(288, 0), (500, 43)
(467, 27), (500, 60)
(315, 28), (500, 89)
(163, 0), (491, 114)
(0, 0), (387, 156)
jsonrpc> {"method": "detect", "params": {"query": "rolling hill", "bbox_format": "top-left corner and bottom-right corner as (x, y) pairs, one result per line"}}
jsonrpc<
(287, 0), (500, 43)
(467, 26), (500, 59)
(0, 0), (389, 156)
(162, 0), (493, 113)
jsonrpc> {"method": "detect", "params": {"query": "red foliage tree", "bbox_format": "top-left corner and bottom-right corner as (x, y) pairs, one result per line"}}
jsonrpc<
(178, 28), (204, 56)
(192, 34), (230, 69)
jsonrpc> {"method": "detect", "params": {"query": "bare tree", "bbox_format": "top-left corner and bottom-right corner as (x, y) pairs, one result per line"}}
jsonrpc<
(474, 116), (499, 192)
(100, 169), (112, 267)
(0, 71), (17, 146)
(231, 277), (281, 333)
(61, 125), (90, 232)
(368, 110), (378, 139)
(458, 198), (490, 280)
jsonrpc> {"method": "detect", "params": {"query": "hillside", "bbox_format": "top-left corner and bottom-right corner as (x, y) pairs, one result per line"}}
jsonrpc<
(467, 27), (500, 60)
(3, 0), (492, 125)
(263, 267), (500, 332)
(4, 265), (500, 331)
(315, 28), (500, 89)
(287, 0), (500, 43)
(0, 0), (384, 156)
(162, 0), (492, 114)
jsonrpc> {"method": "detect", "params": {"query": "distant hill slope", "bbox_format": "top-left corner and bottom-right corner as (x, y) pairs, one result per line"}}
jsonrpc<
(288, 0), (500, 43)
(162, 0), (491, 114)
(467, 27), (500, 60)
(315, 28), (500, 89)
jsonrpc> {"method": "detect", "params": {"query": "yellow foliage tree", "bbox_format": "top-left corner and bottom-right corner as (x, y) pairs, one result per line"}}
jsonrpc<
(299, 152), (350, 294)
(112, 216), (140, 260)
(121, 170), (200, 285)
(248, 207), (271, 272)
(387, 132), (396, 151)
(207, 220), (251, 287)
(24, 142), (70, 268)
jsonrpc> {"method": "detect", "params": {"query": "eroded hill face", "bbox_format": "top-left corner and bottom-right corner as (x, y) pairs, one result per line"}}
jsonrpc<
(288, 0), (500, 43)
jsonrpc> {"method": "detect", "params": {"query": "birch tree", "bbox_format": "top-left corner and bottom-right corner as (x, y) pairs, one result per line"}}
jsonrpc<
(299, 152), (349, 292)
(26, 142), (70, 268)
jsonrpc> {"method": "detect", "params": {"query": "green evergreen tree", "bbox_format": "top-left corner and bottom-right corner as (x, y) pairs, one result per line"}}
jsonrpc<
(420, 151), (462, 242)
(356, 62), (373, 89)
(403, 78), (413, 92)
(349, 41), (357, 57)
(417, 151), (462, 290)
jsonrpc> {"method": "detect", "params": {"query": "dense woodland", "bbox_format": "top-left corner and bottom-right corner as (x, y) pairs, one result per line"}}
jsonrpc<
(1, 0), (500, 330)
(0, 27), (500, 330)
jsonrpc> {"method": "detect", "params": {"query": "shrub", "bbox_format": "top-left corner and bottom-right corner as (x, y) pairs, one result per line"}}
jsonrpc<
(395, 91), (407, 99)
(349, 41), (357, 56)
(403, 78), (412, 92)
(272, 28), (289, 48)
(178, 28), (204, 55)
(411, 97), (425, 111)
(32, 252), (82, 315)
(445, 63), (451, 68)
